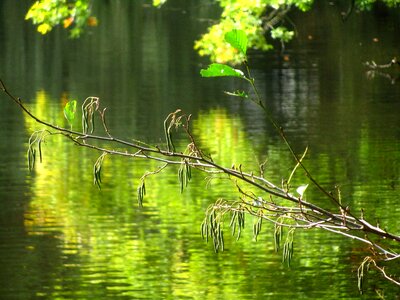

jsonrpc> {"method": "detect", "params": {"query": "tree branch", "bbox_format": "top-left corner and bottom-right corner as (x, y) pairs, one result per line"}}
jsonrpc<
(1, 77), (399, 289)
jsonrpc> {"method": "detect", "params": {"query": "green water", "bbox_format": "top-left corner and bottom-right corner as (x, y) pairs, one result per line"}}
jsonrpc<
(0, 1), (399, 299)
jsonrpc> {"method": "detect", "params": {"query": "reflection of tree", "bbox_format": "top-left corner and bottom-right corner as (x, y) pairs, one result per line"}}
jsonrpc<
(15, 89), (276, 298)
(7, 91), (367, 298)
(2, 64), (400, 293)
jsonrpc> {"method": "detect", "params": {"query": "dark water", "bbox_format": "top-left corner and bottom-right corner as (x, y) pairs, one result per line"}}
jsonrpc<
(0, 1), (399, 299)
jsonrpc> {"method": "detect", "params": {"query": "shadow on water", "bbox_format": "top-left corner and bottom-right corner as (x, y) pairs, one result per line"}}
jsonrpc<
(0, 0), (399, 298)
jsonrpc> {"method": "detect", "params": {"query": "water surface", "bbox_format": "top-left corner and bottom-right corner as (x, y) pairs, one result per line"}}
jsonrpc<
(0, 1), (399, 299)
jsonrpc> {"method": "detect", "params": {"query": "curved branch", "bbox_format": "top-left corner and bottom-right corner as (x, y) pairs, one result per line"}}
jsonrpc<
(2, 78), (400, 290)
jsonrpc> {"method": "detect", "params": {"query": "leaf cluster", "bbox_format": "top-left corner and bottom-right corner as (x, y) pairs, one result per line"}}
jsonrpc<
(26, 0), (97, 37)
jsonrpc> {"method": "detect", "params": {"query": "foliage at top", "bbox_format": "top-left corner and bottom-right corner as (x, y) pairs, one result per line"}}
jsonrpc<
(25, 0), (400, 62)
(194, 0), (314, 63)
(356, 0), (400, 9)
(25, 0), (98, 37)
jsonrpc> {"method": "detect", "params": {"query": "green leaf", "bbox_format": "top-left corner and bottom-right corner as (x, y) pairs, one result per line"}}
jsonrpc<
(200, 63), (245, 78)
(271, 27), (294, 43)
(224, 29), (248, 55)
(64, 100), (77, 128)
(153, 0), (167, 7)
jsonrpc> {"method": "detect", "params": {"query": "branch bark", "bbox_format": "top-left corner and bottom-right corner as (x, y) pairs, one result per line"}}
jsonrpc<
(1, 78), (399, 289)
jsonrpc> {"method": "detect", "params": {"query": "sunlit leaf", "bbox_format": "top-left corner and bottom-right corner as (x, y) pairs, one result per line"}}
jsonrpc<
(153, 0), (167, 7)
(64, 100), (77, 128)
(200, 63), (245, 78)
(37, 23), (52, 34)
(224, 90), (248, 98)
(271, 27), (294, 43)
(63, 17), (74, 28)
(296, 184), (309, 198)
(224, 29), (248, 55)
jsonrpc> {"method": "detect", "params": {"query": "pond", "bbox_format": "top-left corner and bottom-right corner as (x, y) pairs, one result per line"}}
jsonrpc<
(0, 1), (399, 299)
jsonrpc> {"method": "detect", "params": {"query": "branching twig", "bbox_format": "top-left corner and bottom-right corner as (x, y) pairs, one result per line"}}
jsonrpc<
(1, 76), (400, 289)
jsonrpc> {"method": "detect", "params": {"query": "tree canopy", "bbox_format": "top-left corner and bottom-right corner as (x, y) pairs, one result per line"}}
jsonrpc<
(25, 0), (400, 62)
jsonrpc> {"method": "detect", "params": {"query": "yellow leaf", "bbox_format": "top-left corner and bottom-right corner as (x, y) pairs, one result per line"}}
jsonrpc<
(63, 17), (74, 28)
(37, 23), (52, 34)
(25, 2), (39, 20)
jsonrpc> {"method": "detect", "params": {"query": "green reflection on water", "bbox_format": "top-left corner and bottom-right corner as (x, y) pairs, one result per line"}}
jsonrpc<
(19, 91), (394, 299)
(1, 1), (399, 296)
(21, 92), (259, 298)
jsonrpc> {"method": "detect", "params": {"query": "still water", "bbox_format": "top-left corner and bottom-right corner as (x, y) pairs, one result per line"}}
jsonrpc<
(0, 1), (399, 299)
